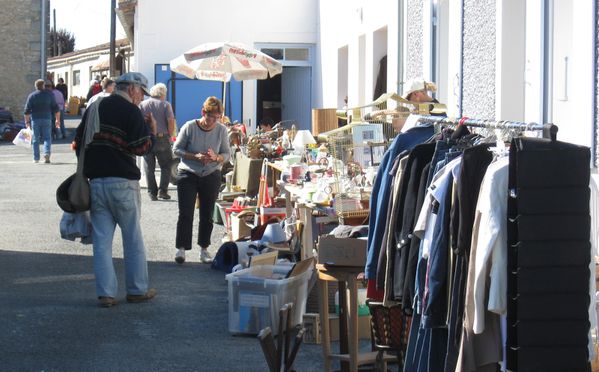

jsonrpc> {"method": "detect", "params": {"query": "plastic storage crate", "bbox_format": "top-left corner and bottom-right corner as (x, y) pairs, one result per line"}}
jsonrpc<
(225, 264), (312, 335)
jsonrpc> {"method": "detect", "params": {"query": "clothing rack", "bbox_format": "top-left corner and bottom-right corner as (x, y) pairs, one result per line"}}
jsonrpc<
(416, 115), (559, 141)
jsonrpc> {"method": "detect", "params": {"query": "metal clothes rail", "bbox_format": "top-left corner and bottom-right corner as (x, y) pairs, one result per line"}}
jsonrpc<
(416, 115), (559, 141)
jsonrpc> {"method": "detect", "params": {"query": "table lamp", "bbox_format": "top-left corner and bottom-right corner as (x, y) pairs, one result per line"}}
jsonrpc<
(292, 130), (316, 159)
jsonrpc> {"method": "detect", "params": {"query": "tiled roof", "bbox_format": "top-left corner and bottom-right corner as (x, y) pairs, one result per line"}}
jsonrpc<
(48, 38), (130, 62)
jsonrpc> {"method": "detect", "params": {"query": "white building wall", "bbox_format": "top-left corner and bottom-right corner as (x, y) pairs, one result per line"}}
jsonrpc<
(319, 0), (400, 109)
(134, 0), (318, 123)
(558, 0), (594, 148)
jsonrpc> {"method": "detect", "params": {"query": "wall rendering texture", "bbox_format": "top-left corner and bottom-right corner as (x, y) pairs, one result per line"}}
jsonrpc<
(406, 0), (424, 81)
(462, 0), (496, 119)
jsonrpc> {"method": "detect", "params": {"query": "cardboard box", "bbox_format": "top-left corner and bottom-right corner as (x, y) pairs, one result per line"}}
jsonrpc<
(312, 108), (338, 135)
(230, 210), (255, 241)
(260, 207), (287, 224)
(317, 235), (367, 267)
(215, 200), (233, 225)
(303, 312), (371, 344)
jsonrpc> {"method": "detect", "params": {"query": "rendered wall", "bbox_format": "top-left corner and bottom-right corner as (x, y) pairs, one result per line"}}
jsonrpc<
(318, 0), (400, 109)
(405, 0), (424, 80)
(461, 0), (496, 119)
(135, 0), (318, 124)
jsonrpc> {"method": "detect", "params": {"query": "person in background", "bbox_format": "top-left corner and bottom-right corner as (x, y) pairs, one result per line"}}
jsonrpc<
(86, 76), (102, 101)
(258, 117), (274, 132)
(87, 77), (115, 106)
(56, 77), (68, 101)
(172, 96), (231, 264)
(46, 80), (66, 139)
(23, 79), (59, 163)
(74, 72), (157, 308)
(402, 77), (445, 116)
(139, 83), (176, 201)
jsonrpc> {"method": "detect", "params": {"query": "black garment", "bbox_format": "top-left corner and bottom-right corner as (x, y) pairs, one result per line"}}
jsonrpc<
(401, 161), (431, 313)
(176, 170), (221, 249)
(211, 242), (239, 273)
(444, 144), (493, 372)
(376, 153), (406, 291)
(373, 55), (387, 100)
(56, 83), (68, 101)
(75, 94), (155, 180)
(506, 137), (591, 372)
(393, 143), (435, 301)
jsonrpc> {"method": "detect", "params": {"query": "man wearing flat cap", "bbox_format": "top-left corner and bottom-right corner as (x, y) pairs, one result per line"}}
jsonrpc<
(74, 72), (158, 308)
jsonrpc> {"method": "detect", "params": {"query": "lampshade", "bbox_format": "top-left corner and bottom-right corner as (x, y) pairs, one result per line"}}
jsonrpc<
(292, 130), (316, 148)
(260, 222), (287, 244)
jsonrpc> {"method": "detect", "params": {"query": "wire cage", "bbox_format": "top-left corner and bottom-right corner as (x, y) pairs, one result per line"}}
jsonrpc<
(317, 94), (447, 219)
(315, 100), (394, 219)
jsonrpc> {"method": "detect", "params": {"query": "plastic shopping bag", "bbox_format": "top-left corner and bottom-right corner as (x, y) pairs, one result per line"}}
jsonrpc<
(12, 128), (32, 148)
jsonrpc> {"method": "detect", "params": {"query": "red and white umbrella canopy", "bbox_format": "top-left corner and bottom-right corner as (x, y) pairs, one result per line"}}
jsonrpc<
(170, 42), (282, 82)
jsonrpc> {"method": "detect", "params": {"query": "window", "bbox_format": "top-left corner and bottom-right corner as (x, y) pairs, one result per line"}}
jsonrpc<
(73, 70), (80, 86)
(261, 47), (310, 61)
(285, 48), (309, 61)
(261, 48), (284, 60)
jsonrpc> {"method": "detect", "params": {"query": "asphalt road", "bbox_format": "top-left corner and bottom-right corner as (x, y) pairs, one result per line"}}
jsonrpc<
(0, 118), (337, 372)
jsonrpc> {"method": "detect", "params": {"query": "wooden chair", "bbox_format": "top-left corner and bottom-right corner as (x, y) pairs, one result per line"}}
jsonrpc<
(258, 303), (305, 372)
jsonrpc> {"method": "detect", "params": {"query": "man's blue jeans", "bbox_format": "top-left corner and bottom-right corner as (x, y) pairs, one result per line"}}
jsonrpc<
(31, 119), (52, 161)
(90, 177), (149, 298)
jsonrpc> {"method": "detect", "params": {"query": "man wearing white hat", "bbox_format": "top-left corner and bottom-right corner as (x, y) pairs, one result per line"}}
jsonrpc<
(403, 78), (447, 116)
(402, 77), (438, 103)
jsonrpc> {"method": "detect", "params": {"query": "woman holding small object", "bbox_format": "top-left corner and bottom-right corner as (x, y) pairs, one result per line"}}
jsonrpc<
(172, 96), (231, 264)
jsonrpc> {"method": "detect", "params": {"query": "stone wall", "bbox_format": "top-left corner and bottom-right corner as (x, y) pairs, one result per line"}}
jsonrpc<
(461, 0), (496, 119)
(0, 0), (46, 121)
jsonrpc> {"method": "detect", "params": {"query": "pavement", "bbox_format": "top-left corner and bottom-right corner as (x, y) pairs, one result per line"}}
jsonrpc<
(0, 117), (337, 371)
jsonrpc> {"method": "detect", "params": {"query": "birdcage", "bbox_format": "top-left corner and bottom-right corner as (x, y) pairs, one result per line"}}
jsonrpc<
(318, 93), (446, 220)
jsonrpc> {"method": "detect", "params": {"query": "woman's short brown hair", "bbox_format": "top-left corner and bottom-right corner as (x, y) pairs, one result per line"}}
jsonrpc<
(202, 96), (223, 115)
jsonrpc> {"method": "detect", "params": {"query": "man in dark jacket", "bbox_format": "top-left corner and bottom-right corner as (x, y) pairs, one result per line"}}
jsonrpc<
(75, 72), (157, 308)
(56, 77), (68, 101)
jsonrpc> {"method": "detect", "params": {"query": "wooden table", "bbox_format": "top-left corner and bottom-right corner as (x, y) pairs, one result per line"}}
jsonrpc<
(278, 183), (338, 261)
(316, 264), (384, 372)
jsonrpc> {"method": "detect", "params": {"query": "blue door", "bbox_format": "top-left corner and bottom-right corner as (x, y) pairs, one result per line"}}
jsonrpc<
(154, 64), (243, 129)
(281, 66), (312, 131)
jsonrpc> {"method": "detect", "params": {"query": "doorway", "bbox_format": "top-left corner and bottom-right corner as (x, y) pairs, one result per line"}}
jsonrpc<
(257, 74), (282, 125)
(256, 66), (312, 131)
(255, 43), (314, 132)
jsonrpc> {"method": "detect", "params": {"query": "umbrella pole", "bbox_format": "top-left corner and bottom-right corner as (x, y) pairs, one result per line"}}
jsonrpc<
(222, 81), (227, 117)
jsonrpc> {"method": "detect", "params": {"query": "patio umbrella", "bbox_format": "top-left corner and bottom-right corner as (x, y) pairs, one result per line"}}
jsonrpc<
(169, 42), (283, 112)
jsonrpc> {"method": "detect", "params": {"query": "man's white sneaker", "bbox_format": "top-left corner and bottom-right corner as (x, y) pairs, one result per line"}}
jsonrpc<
(200, 249), (213, 264)
(175, 248), (186, 264)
